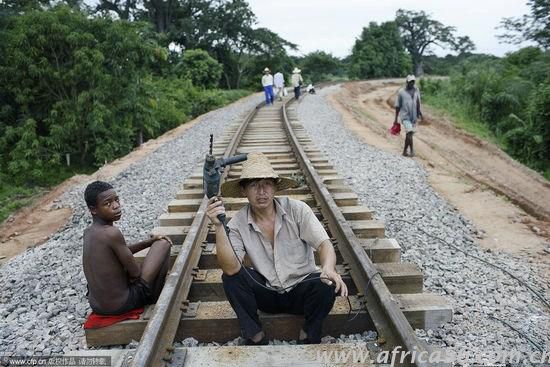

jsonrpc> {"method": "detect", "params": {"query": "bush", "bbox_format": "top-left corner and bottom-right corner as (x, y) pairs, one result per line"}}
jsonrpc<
(0, 6), (164, 182)
(173, 49), (223, 89)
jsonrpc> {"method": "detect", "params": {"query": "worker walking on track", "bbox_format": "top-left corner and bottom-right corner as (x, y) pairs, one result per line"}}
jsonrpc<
(205, 153), (348, 345)
(262, 67), (275, 105)
(394, 74), (422, 157)
(274, 71), (285, 101)
(291, 67), (303, 100)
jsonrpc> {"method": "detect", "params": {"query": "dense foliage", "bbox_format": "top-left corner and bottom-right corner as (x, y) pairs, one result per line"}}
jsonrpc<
(0, 6), (252, 189)
(298, 51), (346, 84)
(348, 21), (411, 79)
(421, 47), (550, 177)
(347, 12), (473, 79)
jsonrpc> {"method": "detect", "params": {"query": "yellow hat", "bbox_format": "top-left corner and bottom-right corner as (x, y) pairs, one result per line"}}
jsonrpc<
(221, 153), (299, 198)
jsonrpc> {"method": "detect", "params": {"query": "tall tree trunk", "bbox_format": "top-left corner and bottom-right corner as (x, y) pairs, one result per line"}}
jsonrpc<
(223, 71), (232, 90)
(413, 54), (423, 76)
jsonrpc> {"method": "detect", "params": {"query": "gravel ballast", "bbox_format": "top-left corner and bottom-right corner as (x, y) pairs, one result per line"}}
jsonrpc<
(1, 86), (548, 365)
(296, 86), (549, 364)
(0, 95), (262, 356)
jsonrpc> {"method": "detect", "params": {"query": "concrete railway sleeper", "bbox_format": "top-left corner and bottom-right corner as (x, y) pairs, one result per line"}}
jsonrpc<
(81, 97), (452, 366)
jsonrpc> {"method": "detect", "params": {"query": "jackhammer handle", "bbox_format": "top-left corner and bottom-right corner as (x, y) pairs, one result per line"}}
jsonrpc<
(221, 153), (248, 167)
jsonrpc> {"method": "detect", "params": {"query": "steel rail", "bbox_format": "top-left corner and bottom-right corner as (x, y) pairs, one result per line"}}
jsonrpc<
(281, 101), (431, 367)
(131, 102), (262, 367)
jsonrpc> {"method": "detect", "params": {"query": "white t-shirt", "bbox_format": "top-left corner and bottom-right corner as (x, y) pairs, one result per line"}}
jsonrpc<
(274, 72), (285, 88)
(262, 74), (274, 87)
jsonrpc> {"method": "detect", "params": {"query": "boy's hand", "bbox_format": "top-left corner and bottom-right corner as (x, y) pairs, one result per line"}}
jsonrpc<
(149, 234), (173, 246)
(206, 196), (225, 226)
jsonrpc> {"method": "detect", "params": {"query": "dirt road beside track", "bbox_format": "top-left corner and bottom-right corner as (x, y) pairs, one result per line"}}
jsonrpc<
(328, 80), (549, 264)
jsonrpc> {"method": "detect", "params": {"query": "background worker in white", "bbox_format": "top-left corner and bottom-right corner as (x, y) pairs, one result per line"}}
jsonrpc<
(261, 68), (274, 105)
(273, 71), (285, 101)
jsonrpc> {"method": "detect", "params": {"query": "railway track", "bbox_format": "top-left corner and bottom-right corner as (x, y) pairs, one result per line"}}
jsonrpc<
(81, 96), (452, 366)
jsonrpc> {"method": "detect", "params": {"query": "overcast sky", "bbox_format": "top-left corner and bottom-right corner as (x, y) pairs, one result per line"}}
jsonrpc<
(246, 0), (530, 58)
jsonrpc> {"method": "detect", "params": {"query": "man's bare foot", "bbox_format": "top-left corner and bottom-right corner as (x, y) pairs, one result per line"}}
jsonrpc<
(402, 151), (409, 157)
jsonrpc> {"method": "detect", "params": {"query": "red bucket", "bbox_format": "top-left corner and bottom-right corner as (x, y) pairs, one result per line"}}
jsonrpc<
(389, 121), (401, 135)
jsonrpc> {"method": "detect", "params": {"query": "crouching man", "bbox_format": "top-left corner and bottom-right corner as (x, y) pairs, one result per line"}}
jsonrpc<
(82, 181), (172, 315)
(206, 153), (348, 345)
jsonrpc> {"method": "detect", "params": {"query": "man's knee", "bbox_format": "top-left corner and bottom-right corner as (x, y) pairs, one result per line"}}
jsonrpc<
(222, 267), (245, 286)
(222, 267), (261, 293)
(311, 280), (337, 305)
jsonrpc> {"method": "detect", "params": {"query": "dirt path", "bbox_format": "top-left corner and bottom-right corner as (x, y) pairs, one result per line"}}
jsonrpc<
(327, 80), (550, 265)
(0, 97), (255, 265)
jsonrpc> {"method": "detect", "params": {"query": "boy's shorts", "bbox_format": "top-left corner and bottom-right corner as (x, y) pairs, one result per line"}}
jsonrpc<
(92, 278), (153, 315)
(401, 119), (416, 133)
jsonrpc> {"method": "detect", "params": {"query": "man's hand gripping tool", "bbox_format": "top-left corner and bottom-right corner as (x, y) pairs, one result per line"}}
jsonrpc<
(203, 134), (247, 227)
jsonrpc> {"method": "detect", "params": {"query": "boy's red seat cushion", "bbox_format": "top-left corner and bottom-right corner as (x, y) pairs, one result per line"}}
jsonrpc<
(83, 307), (144, 329)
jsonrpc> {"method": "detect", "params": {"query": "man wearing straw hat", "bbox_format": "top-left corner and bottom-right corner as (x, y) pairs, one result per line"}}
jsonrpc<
(261, 67), (275, 105)
(206, 153), (348, 345)
(291, 67), (303, 100)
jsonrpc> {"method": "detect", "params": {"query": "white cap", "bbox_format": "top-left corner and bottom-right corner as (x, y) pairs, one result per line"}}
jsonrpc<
(406, 74), (416, 82)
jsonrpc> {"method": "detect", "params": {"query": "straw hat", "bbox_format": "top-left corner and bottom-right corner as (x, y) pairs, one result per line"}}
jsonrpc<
(221, 153), (299, 198)
(293, 67), (301, 74)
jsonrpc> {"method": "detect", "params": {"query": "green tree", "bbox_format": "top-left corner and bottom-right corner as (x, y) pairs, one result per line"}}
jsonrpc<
(498, 0), (550, 49)
(173, 49), (223, 89)
(298, 51), (343, 83)
(0, 6), (163, 182)
(349, 21), (411, 79)
(395, 9), (475, 75)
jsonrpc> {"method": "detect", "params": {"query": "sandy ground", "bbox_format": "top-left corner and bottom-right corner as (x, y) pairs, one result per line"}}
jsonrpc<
(327, 80), (550, 268)
(0, 96), (256, 265)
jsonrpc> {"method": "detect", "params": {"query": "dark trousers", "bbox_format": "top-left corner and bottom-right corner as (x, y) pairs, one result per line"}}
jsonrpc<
(222, 267), (336, 343)
(294, 86), (301, 99)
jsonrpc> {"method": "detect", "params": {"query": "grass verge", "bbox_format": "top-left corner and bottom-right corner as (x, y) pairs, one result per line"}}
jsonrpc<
(423, 94), (550, 180)
(422, 94), (506, 149)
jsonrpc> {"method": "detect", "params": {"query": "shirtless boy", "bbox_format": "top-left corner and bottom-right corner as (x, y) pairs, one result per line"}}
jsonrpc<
(83, 181), (171, 315)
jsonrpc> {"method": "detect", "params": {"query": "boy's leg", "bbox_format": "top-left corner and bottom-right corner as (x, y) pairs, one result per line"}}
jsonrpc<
(285, 273), (336, 343)
(140, 239), (171, 300)
(222, 267), (282, 340)
(409, 132), (415, 157)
